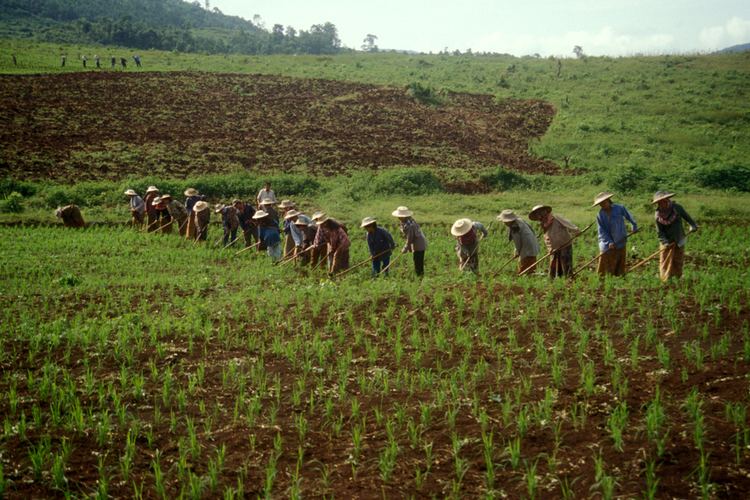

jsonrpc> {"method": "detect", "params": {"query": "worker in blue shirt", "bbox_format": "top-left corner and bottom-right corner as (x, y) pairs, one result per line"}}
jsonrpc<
(362, 217), (396, 277)
(593, 192), (638, 276)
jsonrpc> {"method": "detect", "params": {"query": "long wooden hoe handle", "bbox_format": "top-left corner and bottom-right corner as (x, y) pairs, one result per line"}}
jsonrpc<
(234, 241), (261, 256)
(312, 249), (331, 271)
(459, 242), (480, 271)
(223, 236), (241, 249)
(140, 218), (161, 233)
(379, 250), (403, 275)
(333, 248), (392, 278)
(519, 220), (595, 276)
(570, 229), (639, 278)
(275, 245), (313, 266)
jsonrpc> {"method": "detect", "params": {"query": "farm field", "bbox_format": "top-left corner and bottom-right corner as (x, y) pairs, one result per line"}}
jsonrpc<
(0, 221), (749, 498)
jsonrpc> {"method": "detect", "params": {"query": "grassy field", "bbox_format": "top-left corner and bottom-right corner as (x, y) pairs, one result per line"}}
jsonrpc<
(2, 36), (750, 498)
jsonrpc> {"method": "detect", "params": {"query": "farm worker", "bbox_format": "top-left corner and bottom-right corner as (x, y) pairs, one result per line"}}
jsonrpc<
(392, 206), (427, 277)
(253, 210), (282, 261)
(120, 57), (127, 69)
(143, 186), (160, 232)
(94, 55), (100, 68)
(653, 191), (698, 281)
(55, 205), (85, 228)
(215, 204), (240, 247)
(82, 55), (87, 68)
(593, 192), (638, 276)
(61, 55), (66, 67)
(124, 189), (145, 226)
(497, 209), (539, 274)
(283, 209), (306, 254)
(162, 194), (188, 236)
(310, 211), (329, 267)
(184, 188), (205, 240)
(133, 55), (142, 67)
(362, 217), (396, 277)
(452, 219), (481, 274)
(529, 204), (580, 278)
(319, 216), (350, 274)
(279, 200), (297, 257)
(256, 181), (277, 207)
(192, 201), (211, 241)
(151, 197), (172, 233)
(294, 216), (317, 265)
(233, 199), (257, 247)
(110, 56), (116, 69)
(259, 199), (280, 226)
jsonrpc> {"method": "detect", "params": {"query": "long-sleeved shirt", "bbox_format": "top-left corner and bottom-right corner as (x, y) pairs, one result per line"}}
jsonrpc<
(288, 219), (304, 246)
(220, 206), (240, 231)
(597, 203), (637, 252)
(259, 225), (281, 246)
(144, 192), (159, 216)
(313, 224), (328, 247)
(236, 204), (256, 231)
(185, 195), (203, 214)
(166, 200), (187, 225)
(656, 202), (697, 247)
(508, 219), (539, 258)
(542, 215), (580, 251)
(130, 195), (145, 215)
(256, 189), (277, 205)
(399, 217), (427, 252)
(472, 221), (489, 239)
(327, 226), (350, 254)
(367, 226), (396, 256)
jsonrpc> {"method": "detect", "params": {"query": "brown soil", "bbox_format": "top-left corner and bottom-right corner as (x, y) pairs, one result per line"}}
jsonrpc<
(0, 72), (557, 182)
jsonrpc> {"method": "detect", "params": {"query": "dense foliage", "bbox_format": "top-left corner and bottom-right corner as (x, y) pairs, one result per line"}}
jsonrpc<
(0, 0), (342, 54)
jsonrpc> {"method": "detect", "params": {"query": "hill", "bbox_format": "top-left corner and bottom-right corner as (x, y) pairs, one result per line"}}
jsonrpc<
(0, 0), (341, 54)
(717, 42), (750, 54)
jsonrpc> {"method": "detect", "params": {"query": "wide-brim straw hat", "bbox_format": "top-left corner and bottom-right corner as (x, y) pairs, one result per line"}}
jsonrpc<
(184, 188), (199, 197)
(161, 194), (172, 201)
(361, 217), (377, 228)
(451, 218), (473, 237)
(252, 210), (268, 219)
(592, 191), (614, 207)
(317, 215), (331, 225)
(151, 196), (162, 205)
(214, 204), (225, 213)
(284, 209), (300, 220)
(278, 199), (295, 208)
(391, 206), (413, 217)
(294, 216), (311, 226)
(497, 209), (518, 223)
(146, 185), (159, 194)
(193, 201), (209, 212)
(528, 204), (551, 220)
(260, 199), (277, 206)
(311, 211), (325, 221)
(652, 191), (675, 204)
(124, 189), (137, 196)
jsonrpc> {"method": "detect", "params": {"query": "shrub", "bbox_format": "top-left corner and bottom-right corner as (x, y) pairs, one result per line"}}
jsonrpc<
(406, 82), (442, 106)
(479, 167), (530, 191)
(694, 164), (750, 192)
(0, 178), (36, 197)
(44, 188), (84, 209)
(370, 169), (443, 196)
(608, 164), (657, 194)
(0, 192), (24, 213)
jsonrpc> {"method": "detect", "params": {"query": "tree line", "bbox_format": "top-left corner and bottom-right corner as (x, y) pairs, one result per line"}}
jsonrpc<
(0, 0), (342, 55)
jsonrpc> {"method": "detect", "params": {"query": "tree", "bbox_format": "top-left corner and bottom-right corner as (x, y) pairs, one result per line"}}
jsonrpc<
(361, 33), (378, 52)
(573, 45), (584, 59)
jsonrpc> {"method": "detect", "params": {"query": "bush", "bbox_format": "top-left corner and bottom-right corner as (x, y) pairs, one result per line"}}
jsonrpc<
(406, 82), (442, 106)
(479, 167), (530, 191)
(0, 192), (24, 213)
(0, 178), (36, 197)
(608, 164), (657, 194)
(694, 164), (750, 192)
(370, 169), (443, 196)
(44, 188), (84, 209)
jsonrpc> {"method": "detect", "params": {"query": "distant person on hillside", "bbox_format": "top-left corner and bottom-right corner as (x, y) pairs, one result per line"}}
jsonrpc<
(593, 192), (638, 276)
(133, 55), (142, 67)
(55, 205), (85, 228)
(124, 189), (145, 226)
(653, 191), (698, 281)
(94, 55), (100, 69)
(120, 57), (127, 69)
(12, 54), (17, 66)
(256, 181), (277, 207)
(61, 55), (66, 67)
(82, 55), (87, 68)
(111, 56), (116, 69)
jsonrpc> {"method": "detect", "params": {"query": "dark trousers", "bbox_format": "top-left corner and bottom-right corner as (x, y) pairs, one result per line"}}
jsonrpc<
(372, 254), (391, 276)
(223, 228), (238, 246)
(413, 250), (425, 277)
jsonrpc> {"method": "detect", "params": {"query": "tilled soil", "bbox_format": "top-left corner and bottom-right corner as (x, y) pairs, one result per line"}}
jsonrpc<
(0, 72), (557, 181)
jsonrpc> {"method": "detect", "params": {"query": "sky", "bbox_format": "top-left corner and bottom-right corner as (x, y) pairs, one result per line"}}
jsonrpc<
(207, 0), (750, 56)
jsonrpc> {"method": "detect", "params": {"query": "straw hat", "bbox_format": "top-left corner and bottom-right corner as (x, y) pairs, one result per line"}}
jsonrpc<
(451, 218), (473, 237)
(214, 204), (225, 213)
(391, 206), (413, 217)
(592, 192), (614, 207)
(497, 209), (518, 223)
(252, 210), (268, 219)
(294, 216), (311, 226)
(124, 189), (137, 196)
(278, 199), (295, 208)
(311, 211), (326, 221)
(651, 191), (675, 204)
(231, 199), (242, 205)
(260, 199), (277, 206)
(284, 209), (300, 220)
(145, 185), (159, 194)
(317, 215), (331, 225)
(361, 217), (377, 228)
(161, 194), (172, 201)
(151, 196), (162, 206)
(528, 204), (551, 220)
(184, 188), (199, 197)
(193, 201), (209, 212)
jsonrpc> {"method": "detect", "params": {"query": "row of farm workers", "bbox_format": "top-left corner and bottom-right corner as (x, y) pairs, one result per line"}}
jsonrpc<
(55, 182), (698, 282)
